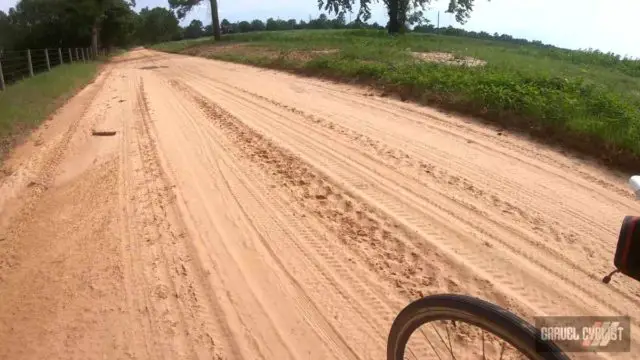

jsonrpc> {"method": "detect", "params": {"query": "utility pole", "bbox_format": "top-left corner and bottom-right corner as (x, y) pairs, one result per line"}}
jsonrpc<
(437, 11), (440, 29)
(210, 0), (221, 40)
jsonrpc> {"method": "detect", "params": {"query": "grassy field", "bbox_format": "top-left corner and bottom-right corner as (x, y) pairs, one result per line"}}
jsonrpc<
(0, 62), (100, 158)
(151, 30), (640, 169)
(152, 37), (214, 53)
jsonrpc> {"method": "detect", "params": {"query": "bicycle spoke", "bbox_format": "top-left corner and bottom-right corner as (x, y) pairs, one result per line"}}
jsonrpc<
(430, 322), (456, 359)
(446, 322), (456, 360)
(423, 327), (443, 360)
(406, 344), (419, 360)
(416, 325), (442, 360)
(499, 339), (507, 360)
(405, 313), (536, 360)
(482, 330), (486, 360)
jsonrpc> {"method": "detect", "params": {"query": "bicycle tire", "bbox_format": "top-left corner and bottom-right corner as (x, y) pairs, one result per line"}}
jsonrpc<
(387, 294), (569, 360)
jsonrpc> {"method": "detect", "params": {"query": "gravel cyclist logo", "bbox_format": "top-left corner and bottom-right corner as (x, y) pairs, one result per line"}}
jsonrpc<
(581, 321), (624, 347)
(535, 316), (630, 352)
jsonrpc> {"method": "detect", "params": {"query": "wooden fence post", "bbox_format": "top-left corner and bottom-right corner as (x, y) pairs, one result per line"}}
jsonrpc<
(44, 48), (51, 71)
(69, 48), (73, 63)
(58, 48), (63, 65)
(0, 58), (5, 91)
(81, 48), (85, 62)
(75, 48), (79, 62)
(27, 49), (34, 77)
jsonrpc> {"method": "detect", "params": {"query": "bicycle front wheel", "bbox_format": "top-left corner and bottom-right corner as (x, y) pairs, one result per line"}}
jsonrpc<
(387, 294), (568, 360)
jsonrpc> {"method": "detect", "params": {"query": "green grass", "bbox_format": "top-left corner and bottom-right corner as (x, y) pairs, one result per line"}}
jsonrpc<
(151, 37), (214, 53)
(0, 62), (100, 156)
(151, 30), (640, 168)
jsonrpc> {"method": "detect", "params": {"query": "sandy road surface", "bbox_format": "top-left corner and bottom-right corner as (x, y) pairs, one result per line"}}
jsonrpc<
(1, 49), (639, 359)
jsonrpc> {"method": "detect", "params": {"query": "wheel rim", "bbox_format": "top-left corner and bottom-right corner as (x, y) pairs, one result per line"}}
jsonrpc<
(404, 319), (532, 359)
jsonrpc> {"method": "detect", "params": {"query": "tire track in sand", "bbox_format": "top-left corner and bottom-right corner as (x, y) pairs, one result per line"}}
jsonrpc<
(168, 78), (456, 359)
(168, 60), (636, 297)
(140, 71), (358, 360)
(115, 72), (227, 359)
(161, 76), (538, 357)
(202, 81), (640, 318)
(138, 69), (474, 359)
(171, 73), (632, 325)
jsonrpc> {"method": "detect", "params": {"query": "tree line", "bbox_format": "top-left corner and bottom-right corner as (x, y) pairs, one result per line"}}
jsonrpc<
(0, 0), (388, 52)
(0, 0), (479, 53)
(0, 0), (176, 51)
(3, 0), (635, 76)
(0, 0), (551, 53)
(220, 14), (384, 34)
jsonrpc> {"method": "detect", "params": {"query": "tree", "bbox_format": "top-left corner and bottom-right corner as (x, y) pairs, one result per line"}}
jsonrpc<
(136, 6), (181, 44)
(89, 0), (136, 57)
(309, 13), (330, 29)
(250, 19), (265, 31)
(184, 19), (204, 39)
(168, 0), (220, 40)
(220, 18), (231, 34)
(318, 0), (476, 34)
(2, 0), (137, 51)
(0, 10), (15, 50)
(406, 9), (427, 27)
(215, 13), (398, 35)
(266, 18), (278, 31)
(7, 0), (85, 48)
(237, 21), (251, 33)
(100, 0), (138, 48)
(334, 11), (346, 28)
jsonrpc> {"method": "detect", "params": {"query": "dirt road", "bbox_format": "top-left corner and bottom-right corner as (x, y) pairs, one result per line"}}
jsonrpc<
(1, 49), (639, 359)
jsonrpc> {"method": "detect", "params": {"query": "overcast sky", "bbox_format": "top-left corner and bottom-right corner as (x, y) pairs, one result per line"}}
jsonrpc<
(2, 0), (638, 58)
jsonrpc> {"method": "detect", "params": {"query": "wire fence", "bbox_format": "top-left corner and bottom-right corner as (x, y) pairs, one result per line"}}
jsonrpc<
(0, 47), (108, 91)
